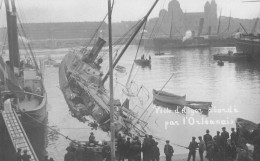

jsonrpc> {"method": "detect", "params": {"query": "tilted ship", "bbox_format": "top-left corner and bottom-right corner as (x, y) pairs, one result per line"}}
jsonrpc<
(59, 0), (159, 138)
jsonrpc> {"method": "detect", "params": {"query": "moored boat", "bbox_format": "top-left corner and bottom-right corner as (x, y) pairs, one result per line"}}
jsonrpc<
(153, 89), (186, 106)
(154, 52), (165, 56)
(134, 59), (151, 67)
(217, 60), (224, 66)
(213, 50), (250, 61)
(234, 32), (260, 61)
(1, 0), (47, 126)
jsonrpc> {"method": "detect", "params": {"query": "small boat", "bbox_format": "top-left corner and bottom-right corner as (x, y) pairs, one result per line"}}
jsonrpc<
(115, 65), (126, 73)
(134, 59), (151, 66)
(217, 60), (224, 66)
(185, 101), (212, 111)
(153, 89), (186, 106)
(154, 52), (165, 56)
(213, 51), (249, 61)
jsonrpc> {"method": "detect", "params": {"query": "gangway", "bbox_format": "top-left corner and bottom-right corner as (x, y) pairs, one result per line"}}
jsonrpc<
(1, 100), (39, 161)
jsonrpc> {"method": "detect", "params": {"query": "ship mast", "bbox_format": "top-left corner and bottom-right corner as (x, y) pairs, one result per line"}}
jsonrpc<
(107, 0), (115, 160)
(4, 0), (20, 72)
(217, 9), (222, 35)
(169, 8), (174, 39)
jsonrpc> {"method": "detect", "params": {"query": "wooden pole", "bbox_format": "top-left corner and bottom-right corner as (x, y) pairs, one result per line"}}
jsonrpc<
(108, 0), (115, 160)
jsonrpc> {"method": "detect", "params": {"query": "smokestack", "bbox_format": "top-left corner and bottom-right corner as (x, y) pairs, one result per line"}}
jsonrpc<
(208, 26), (212, 35)
(82, 37), (106, 63)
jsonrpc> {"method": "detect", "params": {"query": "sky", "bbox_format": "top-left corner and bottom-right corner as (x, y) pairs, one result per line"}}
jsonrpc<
(0, 0), (260, 26)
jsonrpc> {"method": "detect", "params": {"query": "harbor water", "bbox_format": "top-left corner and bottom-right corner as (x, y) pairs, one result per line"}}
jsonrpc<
(3, 45), (260, 160)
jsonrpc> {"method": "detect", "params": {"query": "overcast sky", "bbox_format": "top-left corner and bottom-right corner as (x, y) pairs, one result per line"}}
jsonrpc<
(0, 0), (260, 26)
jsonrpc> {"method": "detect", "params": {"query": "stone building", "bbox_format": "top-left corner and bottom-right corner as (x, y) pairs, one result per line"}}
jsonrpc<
(148, 0), (218, 38)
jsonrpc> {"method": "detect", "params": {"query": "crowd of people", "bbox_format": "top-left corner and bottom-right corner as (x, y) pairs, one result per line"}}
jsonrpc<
(186, 125), (260, 161)
(13, 123), (260, 161)
(62, 124), (260, 161)
(16, 148), (55, 161)
(186, 127), (237, 161)
(115, 134), (161, 161)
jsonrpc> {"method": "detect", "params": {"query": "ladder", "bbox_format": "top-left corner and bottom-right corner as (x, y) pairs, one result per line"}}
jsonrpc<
(1, 100), (39, 161)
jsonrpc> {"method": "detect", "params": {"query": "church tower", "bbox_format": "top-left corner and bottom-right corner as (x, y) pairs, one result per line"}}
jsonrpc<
(210, 0), (218, 32)
(204, 0), (217, 34)
(204, 1), (211, 34)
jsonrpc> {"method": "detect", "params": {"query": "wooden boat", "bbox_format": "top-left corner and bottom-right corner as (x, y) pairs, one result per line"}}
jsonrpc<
(234, 32), (260, 61)
(134, 59), (151, 67)
(217, 60), (224, 66)
(1, 0), (47, 126)
(115, 65), (126, 73)
(153, 89), (186, 106)
(185, 101), (212, 111)
(154, 52), (165, 56)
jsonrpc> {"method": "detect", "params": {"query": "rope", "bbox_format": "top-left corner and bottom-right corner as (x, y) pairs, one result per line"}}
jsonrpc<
(19, 109), (82, 146)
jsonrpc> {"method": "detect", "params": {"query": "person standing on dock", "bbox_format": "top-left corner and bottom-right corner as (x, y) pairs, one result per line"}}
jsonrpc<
(203, 129), (212, 158)
(49, 158), (54, 161)
(15, 148), (22, 161)
(89, 132), (96, 145)
(102, 142), (111, 161)
(198, 136), (206, 161)
(164, 140), (174, 161)
(187, 137), (198, 161)
(213, 131), (221, 148)
(221, 127), (229, 145)
(43, 156), (49, 161)
(153, 142), (160, 161)
(125, 137), (131, 161)
(142, 135), (149, 161)
(230, 128), (238, 146)
(21, 150), (31, 161)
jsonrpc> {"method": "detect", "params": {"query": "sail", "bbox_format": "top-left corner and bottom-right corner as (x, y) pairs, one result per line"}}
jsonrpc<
(81, 37), (106, 63)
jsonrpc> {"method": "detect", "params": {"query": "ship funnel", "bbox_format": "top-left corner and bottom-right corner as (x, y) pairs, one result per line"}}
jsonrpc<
(82, 37), (106, 63)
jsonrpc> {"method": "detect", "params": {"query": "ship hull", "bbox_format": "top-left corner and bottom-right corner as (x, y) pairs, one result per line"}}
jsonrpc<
(144, 37), (234, 49)
(235, 38), (260, 61)
(20, 93), (48, 127)
(58, 52), (111, 131)
(206, 38), (234, 47)
(151, 37), (209, 49)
